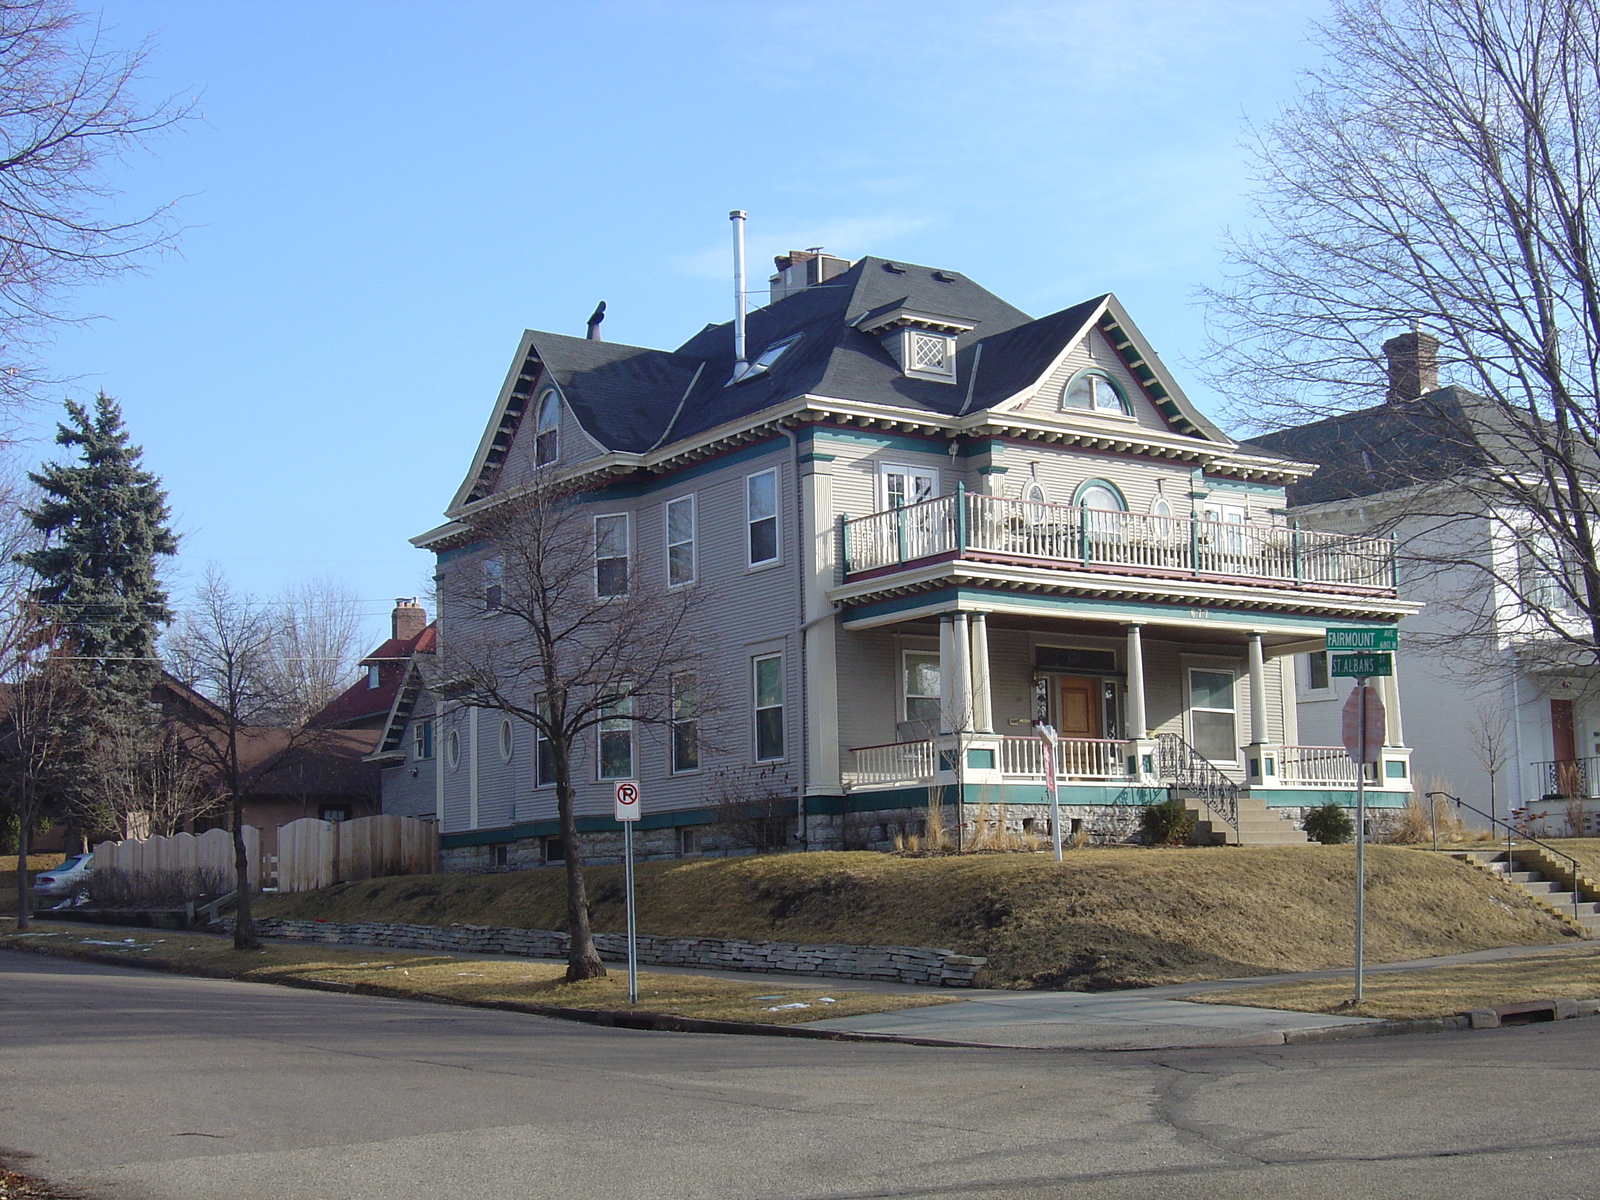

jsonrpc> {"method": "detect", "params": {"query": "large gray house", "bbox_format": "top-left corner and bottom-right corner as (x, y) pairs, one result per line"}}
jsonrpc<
(375, 250), (1418, 868)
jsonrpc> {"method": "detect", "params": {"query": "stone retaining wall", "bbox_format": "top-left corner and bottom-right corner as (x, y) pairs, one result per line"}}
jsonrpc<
(232, 917), (986, 987)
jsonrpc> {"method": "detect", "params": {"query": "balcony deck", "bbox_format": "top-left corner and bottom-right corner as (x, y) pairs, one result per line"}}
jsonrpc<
(842, 491), (1396, 596)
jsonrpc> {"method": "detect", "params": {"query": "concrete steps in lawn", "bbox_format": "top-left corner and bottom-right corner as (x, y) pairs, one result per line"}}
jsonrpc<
(1184, 792), (1313, 848)
(1448, 849), (1600, 935)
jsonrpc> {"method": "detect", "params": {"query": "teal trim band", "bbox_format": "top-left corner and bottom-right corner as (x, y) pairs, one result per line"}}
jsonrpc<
(844, 586), (1354, 631)
(1252, 788), (1409, 809)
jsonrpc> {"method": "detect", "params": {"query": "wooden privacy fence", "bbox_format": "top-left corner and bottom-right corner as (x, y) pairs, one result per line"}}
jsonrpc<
(92, 826), (262, 891)
(276, 814), (437, 893)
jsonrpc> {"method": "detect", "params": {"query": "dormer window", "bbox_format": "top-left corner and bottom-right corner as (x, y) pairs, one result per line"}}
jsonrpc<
(854, 303), (976, 385)
(909, 332), (955, 380)
(1063, 370), (1131, 416)
(732, 334), (800, 384)
(534, 390), (560, 466)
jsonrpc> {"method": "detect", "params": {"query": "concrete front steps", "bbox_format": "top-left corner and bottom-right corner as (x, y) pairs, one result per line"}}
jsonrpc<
(1450, 849), (1600, 936)
(1185, 792), (1312, 847)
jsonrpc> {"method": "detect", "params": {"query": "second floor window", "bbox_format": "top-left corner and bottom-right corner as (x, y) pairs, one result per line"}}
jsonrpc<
(666, 495), (695, 587)
(483, 557), (503, 609)
(748, 469), (778, 566)
(1518, 530), (1576, 615)
(413, 718), (434, 761)
(595, 514), (629, 597)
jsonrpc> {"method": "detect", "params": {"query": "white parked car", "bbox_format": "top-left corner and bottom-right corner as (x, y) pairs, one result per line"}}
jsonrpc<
(31, 852), (92, 899)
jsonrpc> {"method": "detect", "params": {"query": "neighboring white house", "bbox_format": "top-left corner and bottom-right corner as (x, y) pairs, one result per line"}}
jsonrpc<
(1256, 332), (1596, 831)
(377, 249), (1421, 869)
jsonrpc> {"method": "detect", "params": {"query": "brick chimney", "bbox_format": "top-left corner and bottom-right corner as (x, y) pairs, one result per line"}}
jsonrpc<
(1382, 329), (1440, 404)
(391, 598), (426, 642)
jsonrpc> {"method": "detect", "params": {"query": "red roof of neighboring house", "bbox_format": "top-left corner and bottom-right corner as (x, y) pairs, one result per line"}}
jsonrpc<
(311, 620), (436, 730)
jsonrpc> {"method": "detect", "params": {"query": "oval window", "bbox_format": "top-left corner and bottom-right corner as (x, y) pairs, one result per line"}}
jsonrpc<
(446, 729), (461, 769)
(1150, 497), (1173, 519)
(1063, 371), (1128, 414)
(499, 718), (514, 762)
(1022, 481), (1048, 524)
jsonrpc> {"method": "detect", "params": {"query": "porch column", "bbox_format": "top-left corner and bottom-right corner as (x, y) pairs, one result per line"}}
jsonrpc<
(969, 613), (993, 734)
(938, 615), (958, 733)
(1125, 623), (1147, 738)
(1381, 662), (1404, 746)
(949, 611), (972, 732)
(1247, 632), (1268, 746)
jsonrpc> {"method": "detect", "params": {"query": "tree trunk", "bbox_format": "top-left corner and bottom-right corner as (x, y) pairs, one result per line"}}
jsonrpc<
(14, 810), (30, 933)
(231, 791), (258, 950)
(554, 748), (603, 981)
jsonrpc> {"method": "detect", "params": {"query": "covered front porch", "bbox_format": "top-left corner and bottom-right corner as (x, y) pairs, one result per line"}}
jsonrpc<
(831, 591), (1414, 844)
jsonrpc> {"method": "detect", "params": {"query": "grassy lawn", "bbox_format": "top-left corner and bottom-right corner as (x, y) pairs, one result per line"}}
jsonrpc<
(0, 854), (64, 916)
(0, 920), (959, 1026)
(1191, 945), (1600, 1020)
(258, 845), (1578, 990)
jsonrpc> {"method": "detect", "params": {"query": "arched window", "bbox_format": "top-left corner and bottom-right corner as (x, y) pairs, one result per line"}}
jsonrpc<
(1062, 370), (1131, 415)
(534, 390), (560, 466)
(1075, 480), (1127, 512)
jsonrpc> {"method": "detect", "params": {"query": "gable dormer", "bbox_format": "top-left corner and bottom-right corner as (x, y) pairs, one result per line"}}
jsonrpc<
(854, 301), (977, 384)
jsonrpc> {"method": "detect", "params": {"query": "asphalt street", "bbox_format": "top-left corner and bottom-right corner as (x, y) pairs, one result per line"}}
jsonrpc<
(3, 949), (1599, 1200)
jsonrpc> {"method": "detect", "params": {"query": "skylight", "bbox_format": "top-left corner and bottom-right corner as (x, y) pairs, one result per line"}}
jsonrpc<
(732, 334), (800, 384)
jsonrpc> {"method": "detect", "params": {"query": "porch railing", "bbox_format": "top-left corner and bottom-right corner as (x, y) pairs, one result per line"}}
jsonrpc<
(844, 740), (936, 787)
(1277, 745), (1362, 786)
(1533, 756), (1600, 798)
(1155, 732), (1239, 831)
(842, 490), (1395, 591)
(999, 735), (1126, 780)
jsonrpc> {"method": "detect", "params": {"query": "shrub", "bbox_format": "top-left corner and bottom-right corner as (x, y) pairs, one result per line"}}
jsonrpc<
(1140, 798), (1195, 846)
(1302, 802), (1355, 845)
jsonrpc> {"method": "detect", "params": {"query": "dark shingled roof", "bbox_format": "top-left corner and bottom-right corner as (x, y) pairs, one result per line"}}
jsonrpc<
(1251, 387), (1490, 506)
(523, 258), (1134, 455)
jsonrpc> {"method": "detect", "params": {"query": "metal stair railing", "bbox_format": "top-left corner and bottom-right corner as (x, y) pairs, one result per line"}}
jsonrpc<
(1426, 791), (1586, 923)
(1154, 732), (1240, 832)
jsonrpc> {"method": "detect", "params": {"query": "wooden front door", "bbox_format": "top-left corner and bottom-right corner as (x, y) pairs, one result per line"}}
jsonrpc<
(1553, 698), (1579, 796)
(1059, 677), (1101, 739)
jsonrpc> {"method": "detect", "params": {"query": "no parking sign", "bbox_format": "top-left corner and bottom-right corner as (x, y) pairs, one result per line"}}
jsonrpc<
(614, 780), (640, 822)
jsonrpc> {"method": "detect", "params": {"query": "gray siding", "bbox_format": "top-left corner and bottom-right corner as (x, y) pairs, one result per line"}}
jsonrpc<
(380, 691), (438, 820)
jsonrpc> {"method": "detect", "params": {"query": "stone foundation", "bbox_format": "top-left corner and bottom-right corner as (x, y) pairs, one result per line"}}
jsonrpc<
(231, 916), (986, 987)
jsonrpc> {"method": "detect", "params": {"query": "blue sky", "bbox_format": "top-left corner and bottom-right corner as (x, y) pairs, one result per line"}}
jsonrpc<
(27, 0), (1326, 649)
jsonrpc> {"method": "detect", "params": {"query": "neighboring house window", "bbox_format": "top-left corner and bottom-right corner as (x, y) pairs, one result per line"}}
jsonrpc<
(483, 557), (503, 609)
(1188, 669), (1238, 763)
(1062, 370), (1131, 415)
(665, 495), (696, 587)
(533, 698), (554, 787)
(446, 727), (461, 769)
(1302, 650), (1331, 693)
(498, 718), (514, 762)
(320, 806), (349, 823)
(671, 674), (699, 773)
(1518, 531), (1574, 614)
(903, 651), (941, 723)
(753, 653), (785, 761)
(414, 718), (434, 761)
(535, 389), (560, 466)
(747, 469), (779, 566)
(595, 514), (629, 597)
(366, 663), (381, 689)
(598, 693), (633, 780)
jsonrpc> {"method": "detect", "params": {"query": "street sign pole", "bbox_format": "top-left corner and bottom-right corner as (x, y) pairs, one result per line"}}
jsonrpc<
(613, 781), (641, 1004)
(1038, 723), (1061, 861)
(1355, 678), (1366, 1007)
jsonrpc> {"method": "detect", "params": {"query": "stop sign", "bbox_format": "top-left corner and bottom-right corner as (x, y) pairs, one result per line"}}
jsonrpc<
(1341, 685), (1385, 764)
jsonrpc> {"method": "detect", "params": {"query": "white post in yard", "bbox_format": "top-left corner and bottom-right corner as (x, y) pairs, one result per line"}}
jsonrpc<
(1040, 723), (1061, 862)
(614, 780), (641, 1005)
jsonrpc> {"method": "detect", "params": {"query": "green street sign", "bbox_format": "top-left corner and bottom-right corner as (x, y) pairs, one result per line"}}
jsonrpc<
(1331, 652), (1393, 678)
(1325, 627), (1398, 651)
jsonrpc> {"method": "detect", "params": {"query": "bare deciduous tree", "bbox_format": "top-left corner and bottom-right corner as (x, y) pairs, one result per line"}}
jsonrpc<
(98, 725), (223, 839)
(0, 1), (193, 415)
(1468, 701), (1516, 831)
(436, 479), (712, 980)
(260, 578), (365, 725)
(1207, 0), (1600, 673)
(165, 567), (330, 950)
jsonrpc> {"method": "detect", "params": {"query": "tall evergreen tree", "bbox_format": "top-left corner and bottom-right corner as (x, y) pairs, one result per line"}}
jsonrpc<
(19, 393), (178, 721)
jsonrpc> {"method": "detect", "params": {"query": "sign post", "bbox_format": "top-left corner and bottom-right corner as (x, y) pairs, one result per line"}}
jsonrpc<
(1038, 723), (1061, 861)
(1340, 682), (1385, 1007)
(613, 780), (641, 1004)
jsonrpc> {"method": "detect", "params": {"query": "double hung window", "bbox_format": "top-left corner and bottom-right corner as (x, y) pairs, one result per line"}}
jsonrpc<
(1188, 669), (1238, 763)
(594, 514), (629, 597)
(903, 651), (940, 723)
(483, 557), (503, 609)
(413, 718), (434, 761)
(533, 698), (554, 787)
(598, 693), (634, 780)
(747, 469), (779, 566)
(666, 495), (696, 587)
(671, 675), (699, 773)
(753, 654), (784, 761)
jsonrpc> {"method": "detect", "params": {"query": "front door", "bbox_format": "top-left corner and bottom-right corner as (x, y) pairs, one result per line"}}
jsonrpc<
(1059, 677), (1101, 739)
(1553, 698), (1579, 795)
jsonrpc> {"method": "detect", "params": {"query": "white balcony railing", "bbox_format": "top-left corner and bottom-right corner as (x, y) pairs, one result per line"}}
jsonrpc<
(1277, 745), (1361, 786)
(843, 740), (936, 788)
(998, 735), (1126, 780)
(842, 490), (1395, 591)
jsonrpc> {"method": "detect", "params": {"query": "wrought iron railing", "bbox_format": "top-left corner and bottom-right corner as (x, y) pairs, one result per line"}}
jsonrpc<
(1154, 732), (1239, 831)
(1533, 757), (1599, 798)
(841, 489), (1395, 591)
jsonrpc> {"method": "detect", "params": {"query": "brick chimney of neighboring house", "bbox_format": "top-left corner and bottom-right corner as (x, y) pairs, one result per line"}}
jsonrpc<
(1382, 328), (1440, 404)
(392, 598), (426, 642)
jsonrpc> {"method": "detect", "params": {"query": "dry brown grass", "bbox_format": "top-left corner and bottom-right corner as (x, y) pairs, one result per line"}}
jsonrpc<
(1191, 945), (1600, 1020)
(0, 920), (958, 1026)
(1538, 838), (1600, 879)
(258, 846), (1577, 990)
(0, 854), (65, 915)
